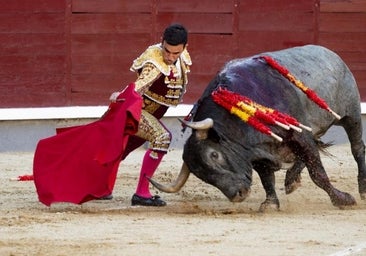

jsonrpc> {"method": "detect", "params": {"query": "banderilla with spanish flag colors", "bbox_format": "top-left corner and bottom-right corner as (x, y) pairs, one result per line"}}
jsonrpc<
(211, 88), (314, 141)
(213, 88), (312, 133)
(211, 90), (284, 142)
(260, 55), (341, 120)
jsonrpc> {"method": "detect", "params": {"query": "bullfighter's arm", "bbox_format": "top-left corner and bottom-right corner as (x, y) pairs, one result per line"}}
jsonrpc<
(109, 63), (162, 101)
(134, 63), (162, 95)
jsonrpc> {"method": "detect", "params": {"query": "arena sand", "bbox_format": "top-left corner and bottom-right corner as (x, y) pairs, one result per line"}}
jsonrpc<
(0, 144), (365, 256)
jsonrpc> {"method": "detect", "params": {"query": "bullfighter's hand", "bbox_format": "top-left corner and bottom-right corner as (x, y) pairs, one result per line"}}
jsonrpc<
(109, 91), (121, 102)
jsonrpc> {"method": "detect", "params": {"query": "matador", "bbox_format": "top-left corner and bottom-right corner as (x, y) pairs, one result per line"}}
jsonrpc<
(109, 24), (192, 206)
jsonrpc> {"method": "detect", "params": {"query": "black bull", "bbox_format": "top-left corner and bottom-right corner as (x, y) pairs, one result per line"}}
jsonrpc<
(150, 45), (366, 210)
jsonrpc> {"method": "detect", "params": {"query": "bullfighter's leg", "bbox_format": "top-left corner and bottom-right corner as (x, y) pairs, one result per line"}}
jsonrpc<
(339, 116), (366, 199)
(284, 159), (305, 194)
(132, 110), (171, 206)
(290, 139), (356, 207)
(254, 167), (280, 212)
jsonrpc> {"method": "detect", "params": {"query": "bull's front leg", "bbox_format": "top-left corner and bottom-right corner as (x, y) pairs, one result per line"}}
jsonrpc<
(253, 165), (280, 212)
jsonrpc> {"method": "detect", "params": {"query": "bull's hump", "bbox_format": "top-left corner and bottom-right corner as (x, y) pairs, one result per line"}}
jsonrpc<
(221, 57), (255, 75)
(218, 57), (296, 111)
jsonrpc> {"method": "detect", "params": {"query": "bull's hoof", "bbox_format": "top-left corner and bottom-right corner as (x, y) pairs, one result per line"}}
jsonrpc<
(285, 180), (301, 194)
(259, 198), (280, 212)
(285, 175), (301, 194)
(331, 192), (357, 208)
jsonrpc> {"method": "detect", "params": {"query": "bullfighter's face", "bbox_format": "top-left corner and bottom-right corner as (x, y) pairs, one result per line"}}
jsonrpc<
(161, 41), (185, 65)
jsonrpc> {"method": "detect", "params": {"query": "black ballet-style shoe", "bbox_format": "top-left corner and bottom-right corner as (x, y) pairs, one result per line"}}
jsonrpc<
(131, 194), (167, 207)
(96, 194), (113, 200)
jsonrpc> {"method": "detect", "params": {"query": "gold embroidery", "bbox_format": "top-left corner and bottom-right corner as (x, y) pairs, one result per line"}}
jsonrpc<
(144, 90), (181, 105)
(131, 43), (191, 77)
(130, 43), (191, 107)
(134, 110), (171, 152)
(134, 63), (162, 94)
(143, 98), (161, 114)
(165, 76), (184, 86)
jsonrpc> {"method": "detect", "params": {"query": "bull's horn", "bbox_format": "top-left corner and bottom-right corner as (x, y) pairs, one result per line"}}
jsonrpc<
(179, 118), (214, 140)
(179, 118), (214, 130)
(147, 162), (190, 193)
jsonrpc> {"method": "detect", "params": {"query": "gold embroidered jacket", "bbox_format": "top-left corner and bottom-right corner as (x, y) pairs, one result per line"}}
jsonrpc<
(130, 43), (192, 108)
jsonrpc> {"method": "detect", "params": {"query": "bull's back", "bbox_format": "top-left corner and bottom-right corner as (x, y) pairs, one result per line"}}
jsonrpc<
(216, 45), (361, 136)
(265, 45), (360, 117)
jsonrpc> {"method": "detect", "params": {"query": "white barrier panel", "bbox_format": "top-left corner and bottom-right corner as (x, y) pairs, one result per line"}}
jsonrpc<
(0, 104), (194, 121)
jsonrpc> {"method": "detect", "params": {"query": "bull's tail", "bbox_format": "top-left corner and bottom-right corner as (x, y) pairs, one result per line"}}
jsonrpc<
(316, 139), (334, 157)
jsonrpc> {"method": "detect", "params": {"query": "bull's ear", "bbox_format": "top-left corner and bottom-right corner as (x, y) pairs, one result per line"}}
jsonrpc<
(195, 130), (209, 140)
(194, 127), (221, 141)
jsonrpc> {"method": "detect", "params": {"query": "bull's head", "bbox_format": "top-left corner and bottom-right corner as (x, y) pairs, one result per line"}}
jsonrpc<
(148, 117), (252, 202)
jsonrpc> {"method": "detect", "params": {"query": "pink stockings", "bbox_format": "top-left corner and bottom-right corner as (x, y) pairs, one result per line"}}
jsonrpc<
(135, 149), (164, 198)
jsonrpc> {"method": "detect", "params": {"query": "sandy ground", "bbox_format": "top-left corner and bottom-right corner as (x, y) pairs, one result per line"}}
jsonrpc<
(0, 144), (365, 256)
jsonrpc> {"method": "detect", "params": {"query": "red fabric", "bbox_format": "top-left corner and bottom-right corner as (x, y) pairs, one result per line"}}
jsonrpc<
(305, 89), (329, 110)
(17, 174), (34, 181)
(261, 55), (334, 114)
(261, 55), (289, 76)
(33, 84), (142, 206)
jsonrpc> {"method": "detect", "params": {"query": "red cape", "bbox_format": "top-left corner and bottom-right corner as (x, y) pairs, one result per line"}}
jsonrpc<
(33, 84), (142, 206)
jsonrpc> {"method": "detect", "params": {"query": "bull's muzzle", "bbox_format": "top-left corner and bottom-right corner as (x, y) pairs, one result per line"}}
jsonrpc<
(230, 187), (251, 202)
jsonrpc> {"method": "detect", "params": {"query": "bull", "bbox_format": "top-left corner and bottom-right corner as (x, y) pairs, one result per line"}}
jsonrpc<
(150, 45), (366, 211)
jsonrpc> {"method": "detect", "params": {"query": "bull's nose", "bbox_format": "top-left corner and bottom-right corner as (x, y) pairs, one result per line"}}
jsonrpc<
(230, 187), (251, 202)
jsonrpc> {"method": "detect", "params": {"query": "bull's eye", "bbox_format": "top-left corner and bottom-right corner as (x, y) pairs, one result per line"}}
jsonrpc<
(206, 148), (225, 165)
(211, 151), (219, 160)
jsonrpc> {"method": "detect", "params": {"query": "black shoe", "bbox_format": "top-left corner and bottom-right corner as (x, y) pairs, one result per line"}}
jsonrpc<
(97, 194), (113, 200)
(131, 194), (167, 207)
